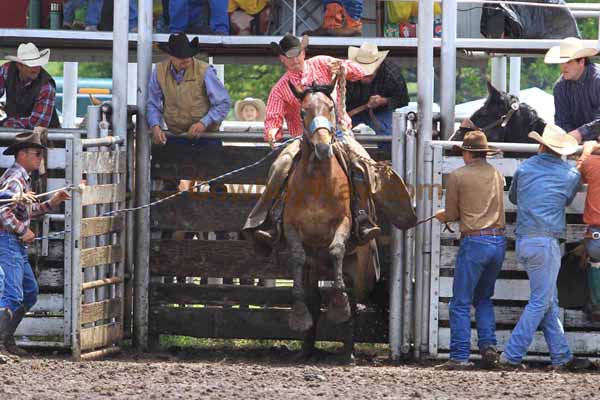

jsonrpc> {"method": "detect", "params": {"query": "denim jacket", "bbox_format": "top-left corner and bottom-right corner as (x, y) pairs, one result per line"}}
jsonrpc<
(509, 153), (581, 238)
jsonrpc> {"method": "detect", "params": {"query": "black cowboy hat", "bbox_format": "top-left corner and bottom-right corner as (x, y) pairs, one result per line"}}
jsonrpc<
(158, 32), (201, 59)
(270, 33), (309, 58)
(4, 130), (47, 156)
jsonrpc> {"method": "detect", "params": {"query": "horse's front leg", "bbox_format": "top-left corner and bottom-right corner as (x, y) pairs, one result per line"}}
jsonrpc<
(284, 223), (313, 332)
(326, 217), (352, 323)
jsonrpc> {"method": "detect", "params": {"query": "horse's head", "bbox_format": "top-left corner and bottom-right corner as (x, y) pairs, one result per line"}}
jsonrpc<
(455, 81), (546, 144)
(289, 79), (337, 160)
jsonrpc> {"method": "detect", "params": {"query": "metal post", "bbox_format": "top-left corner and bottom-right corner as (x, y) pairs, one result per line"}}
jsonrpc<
(62, 62), (79, 129)
(390, 111), (407, 362)
(70, 137), (83, 360)
(415, 0), (434, 360)
(491, 56), (507, 92)
(292, 0), (297, 35)
(112, 0), (129, 142)
(509, 57), (521, 96)
(134, 0), (153, 351)
(440, 0), (457, 139)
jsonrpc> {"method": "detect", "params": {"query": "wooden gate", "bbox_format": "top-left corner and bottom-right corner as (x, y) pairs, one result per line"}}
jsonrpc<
(148, 140), (391, 345)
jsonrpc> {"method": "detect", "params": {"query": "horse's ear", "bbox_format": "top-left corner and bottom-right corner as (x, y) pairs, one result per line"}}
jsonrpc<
(486, 81), (502, 100)
(288, 81), (304, 100)
(326, 75), (338, 96)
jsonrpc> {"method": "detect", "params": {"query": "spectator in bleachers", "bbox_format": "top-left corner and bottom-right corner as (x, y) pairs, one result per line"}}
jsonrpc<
(498, 125), (591, 371)
(433, 131), (506, 370)
(228, 0), (271, 35)
(345, 43), (408, 150)
(234, 97), (265, 121)
(0, 43), (60, 129)
(167, 0), (229, 34)
(62, 0), (103, 31)
(304, 0), (363, 37)
(545, 37), (600, 144)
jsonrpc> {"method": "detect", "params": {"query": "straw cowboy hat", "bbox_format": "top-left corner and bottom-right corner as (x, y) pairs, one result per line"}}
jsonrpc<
(452, 130), (500, 154)
(234, 97), (266, 121)
(4, 129), (47, 156)
(348, 43), (389, 76)
(544, 37), (599, 64)
(158, 32), (202, 59)
(528, 124), (579, 156)
(270, 33), (309, 58)
(6, 43), (50, 67)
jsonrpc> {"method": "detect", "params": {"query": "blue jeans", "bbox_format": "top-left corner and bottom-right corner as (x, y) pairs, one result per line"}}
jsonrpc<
(584, 226), (600, 305)
(502, 236), (572, 366)
(322, 0), (363, 20)
(63, 0), (103, 26)
(449, 235), (505, 361)
(169, 0), (229, 34)
(351, 109), (393, 151)
(0, 232), (38, 313)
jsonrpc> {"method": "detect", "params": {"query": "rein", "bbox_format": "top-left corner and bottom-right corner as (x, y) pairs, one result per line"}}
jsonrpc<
(478, 98), (520, 133)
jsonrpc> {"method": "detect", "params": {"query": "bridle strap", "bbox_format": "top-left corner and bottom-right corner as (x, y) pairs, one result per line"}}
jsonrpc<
(478, 99), (520, 133)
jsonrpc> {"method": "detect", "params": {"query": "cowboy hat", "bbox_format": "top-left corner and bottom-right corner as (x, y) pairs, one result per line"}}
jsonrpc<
(270, 33), (309, 58)
(4, 130), (47, 156)
(6, 43), (50, 67)
(544, 37), (598, 64)
(234, 97), (266, 121)
(348, 43), (389, 76)
(452, 130), (500, 154)
(158, 32), (202, 59)
(528, 124), (579, 156)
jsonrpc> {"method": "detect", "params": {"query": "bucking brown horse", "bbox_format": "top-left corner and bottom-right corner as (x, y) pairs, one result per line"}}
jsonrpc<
(282, 80), (378, 364)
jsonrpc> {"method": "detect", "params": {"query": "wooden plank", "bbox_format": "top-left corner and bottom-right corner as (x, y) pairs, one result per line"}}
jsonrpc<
(29, 294), (64, 314)
(150, 144), (389, 184)
(150, 307), (387, 343)
(80, 346), (121, 360)
(80, 245), (123, 268)
(438, 327), (600, 355)
(82, 276), (123, 291)
(15, 340), (65, 348)
(150, 240), (285, 279)
(81, 215), (125, 237)
(15, 317), (63, 336)
(80, 322), (122, 351)
(82, 182), (126, 206)
(440, 223), (587, 243)
(564, 309), (600, 329)
(151, 192), (258, 232)
(438, 302), (530, 325)
(439, 276), (530, 301)
(81, 298), (122, 325)
(37, 267), (64, 288)
(441, 246), (523, 271)
(0, 148), (66, 169)
(81, 151), (126, 174)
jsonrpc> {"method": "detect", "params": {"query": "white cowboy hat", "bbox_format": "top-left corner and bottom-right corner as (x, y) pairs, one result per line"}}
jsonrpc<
(234, 97), (266, 121)
(348, 43), (389, 76)
(544, 37), (598, 64)
(528, 124), (579, 156)
(6, 43), (50, 67)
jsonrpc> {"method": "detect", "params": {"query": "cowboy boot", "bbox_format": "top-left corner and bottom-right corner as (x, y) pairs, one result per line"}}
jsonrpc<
(303, 3), (343, 36)
(352, 177), (381, 243)
(254, 195), (284, 246)
(4, 306), (29, 357)
(331, 8), (362, 36)
(0, 308), (17, 363)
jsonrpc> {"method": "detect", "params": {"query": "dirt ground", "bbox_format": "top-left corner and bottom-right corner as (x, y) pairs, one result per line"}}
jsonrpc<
(1, 347), (599, 400)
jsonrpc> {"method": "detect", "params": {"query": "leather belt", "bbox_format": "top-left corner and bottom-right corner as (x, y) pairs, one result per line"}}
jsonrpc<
(584, 229), (600, 240)
(461, 228), (505, 238)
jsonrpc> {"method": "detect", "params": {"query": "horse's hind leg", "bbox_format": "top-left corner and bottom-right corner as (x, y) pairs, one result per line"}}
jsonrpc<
(284, 223), (313, 332)
(326, 218), (352, 324)
(341, 288), (357, 365)
(301, 266), (322, 358)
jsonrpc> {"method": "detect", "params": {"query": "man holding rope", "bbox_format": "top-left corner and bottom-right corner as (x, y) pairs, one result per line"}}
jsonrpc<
(434, 130), (506, 370)
(0, 130), (70, 361)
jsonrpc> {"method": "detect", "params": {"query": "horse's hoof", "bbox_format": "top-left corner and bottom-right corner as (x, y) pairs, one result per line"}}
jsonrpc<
(337, 353), (356, 366)
(326, 293), (351, 324)
(289, 302), (313, 332)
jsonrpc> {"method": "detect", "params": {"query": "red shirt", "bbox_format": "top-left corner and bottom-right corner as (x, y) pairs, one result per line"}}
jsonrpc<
(580, 154), (600, 226)
(264, 56), (365, 141)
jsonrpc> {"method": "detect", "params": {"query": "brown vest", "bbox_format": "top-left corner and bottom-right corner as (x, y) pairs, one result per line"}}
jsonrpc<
(156, 58), (211, 134)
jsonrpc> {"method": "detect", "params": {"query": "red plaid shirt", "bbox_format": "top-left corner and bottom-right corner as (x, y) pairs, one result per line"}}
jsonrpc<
(0, 163), (51, 237)
(0, 63), (56, 129)
(264, 56), (365, 141)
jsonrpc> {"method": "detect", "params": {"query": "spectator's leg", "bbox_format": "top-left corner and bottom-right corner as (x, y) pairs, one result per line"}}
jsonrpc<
(209, 0), (229, 34)
(84, 0), (103, 30)
(339, 0), (362, 36)
(129, 0), (138, 32)
(186, 0), (206, 33)
(304, 1), (343, 36)
(370, 109), (393, 151)
(168, 0), (189, 32)
(63, 0), (82, 27)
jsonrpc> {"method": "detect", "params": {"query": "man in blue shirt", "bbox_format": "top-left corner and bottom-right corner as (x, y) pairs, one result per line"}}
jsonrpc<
(499, 124), (591, 371)
(545, 37), (600, 144)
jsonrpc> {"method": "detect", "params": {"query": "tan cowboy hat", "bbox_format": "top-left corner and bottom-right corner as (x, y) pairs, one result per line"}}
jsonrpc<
(544, 37), (598, 64)
(348, 43), (389, 76)
(528, 124), (579, 156)
(234, 97), (266, 121)
(4, 129), (47, 156)
(6, 43), (50, 67)
(452, 130), (500, 154)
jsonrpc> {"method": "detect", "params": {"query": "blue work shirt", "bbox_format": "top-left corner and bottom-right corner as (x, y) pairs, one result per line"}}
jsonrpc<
(509, 153), (581, 238)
